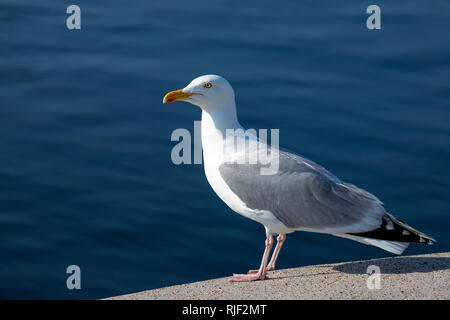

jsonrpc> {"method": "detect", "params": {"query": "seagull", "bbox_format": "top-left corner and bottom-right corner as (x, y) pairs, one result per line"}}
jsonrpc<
(163, 75), (435, 282)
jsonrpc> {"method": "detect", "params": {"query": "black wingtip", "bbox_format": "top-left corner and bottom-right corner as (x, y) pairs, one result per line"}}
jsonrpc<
(348, 213), (435, 245)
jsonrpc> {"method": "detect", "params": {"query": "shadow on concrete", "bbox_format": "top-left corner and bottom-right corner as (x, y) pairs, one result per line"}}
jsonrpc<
(333, 256), (450, 274)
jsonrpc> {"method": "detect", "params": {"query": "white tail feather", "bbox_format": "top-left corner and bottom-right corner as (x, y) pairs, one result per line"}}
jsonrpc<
(335, 234), (409, 255)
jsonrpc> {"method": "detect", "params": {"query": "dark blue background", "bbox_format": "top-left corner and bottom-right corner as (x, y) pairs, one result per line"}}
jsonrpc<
(0, 0), (449, 299)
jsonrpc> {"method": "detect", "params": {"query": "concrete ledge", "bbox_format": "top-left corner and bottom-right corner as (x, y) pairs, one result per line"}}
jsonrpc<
(107, 252), (449, 300)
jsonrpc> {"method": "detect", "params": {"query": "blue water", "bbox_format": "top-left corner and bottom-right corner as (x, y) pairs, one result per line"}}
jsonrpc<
(0, 0), (449, 299)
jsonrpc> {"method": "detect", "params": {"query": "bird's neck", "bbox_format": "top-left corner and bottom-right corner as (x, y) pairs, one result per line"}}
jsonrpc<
(201, 105), (242, 161)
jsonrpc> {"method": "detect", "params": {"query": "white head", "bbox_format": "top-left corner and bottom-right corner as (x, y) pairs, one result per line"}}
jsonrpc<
(163, 75), (235, 111)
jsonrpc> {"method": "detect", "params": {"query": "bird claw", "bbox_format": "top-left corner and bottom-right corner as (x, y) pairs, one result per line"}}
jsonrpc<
(247, 265), (275, 274)
(229, 273), (265, 282)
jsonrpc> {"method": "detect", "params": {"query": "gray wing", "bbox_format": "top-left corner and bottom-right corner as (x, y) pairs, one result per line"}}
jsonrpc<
(219, 149), (385, 233)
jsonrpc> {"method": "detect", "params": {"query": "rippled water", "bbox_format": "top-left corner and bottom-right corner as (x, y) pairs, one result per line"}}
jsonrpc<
(0, 0), (449, 298)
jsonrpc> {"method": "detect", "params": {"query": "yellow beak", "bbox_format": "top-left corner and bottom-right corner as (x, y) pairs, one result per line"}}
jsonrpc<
(162, 89), (196, 103)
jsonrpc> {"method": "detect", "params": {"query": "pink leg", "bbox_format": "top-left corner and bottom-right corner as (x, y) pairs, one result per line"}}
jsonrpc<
(229, 233), (274, 282)
(266, 234), (286, 270)
(248, 234), (286, 273)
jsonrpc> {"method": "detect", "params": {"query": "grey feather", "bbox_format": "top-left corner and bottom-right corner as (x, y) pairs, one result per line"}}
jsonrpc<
(219, 149), (385, 233)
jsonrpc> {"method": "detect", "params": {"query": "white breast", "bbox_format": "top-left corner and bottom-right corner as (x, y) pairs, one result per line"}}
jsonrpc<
(200, 111), (293, 235)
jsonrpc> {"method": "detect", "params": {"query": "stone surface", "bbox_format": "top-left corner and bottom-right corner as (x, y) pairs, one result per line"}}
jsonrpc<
(107, 252), (449, 300)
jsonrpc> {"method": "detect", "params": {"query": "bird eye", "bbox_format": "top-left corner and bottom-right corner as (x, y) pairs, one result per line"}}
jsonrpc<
(203, 82), (212, 89)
